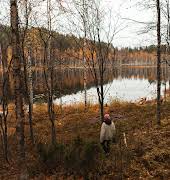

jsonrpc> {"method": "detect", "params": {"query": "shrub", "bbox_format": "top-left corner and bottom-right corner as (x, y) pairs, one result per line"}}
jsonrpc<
(64, 136), (103, 178)
(36, 137), (104, 178)
(64, 136), (84, 174)
(37, 142), (65, 170)
(27, 163), (41, 178)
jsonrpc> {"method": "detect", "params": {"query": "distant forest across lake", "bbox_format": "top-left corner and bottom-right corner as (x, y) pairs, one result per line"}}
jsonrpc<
(1, 24), (170, 69)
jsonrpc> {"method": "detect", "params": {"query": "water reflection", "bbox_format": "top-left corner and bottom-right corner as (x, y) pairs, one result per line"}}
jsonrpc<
(53, 66), (169, 105)
(0, 66), (169, 104)
(54, 78), (165, 105)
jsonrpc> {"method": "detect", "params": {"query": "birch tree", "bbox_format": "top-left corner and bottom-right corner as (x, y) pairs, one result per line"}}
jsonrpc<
(19, 0), (34, 143)
(36, 0), (57, 145)
(10, 0), (25, 158)
(46, 0), (56, 145)
(156, 0), (161, 125)
(67, 0), (124, 121)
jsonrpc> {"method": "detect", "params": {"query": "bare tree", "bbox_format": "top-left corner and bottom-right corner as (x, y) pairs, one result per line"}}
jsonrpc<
(10, 0), (25, 158)
(27, 44), (34, 143)
(82, 0), (88, 109)
(61, 0), (123, 121)
(132, 0), (166, 124)
(46, 0), (56, 145)
(156, 0), (161, 125)
(19, 0), (34, 143)
(36, 0), (57, 145)
(165, 0), (170, 88)
(0, 24), (12, 163)
(88, 3), (121, 121)
(63, 0), (89, 108)
(0, 43), (9, 162)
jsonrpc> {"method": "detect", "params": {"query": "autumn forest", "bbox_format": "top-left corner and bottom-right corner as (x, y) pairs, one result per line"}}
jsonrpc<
(0, 0), (170, 179)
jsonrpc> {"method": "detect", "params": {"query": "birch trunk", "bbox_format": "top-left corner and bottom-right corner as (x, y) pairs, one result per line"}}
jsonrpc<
(10, 0), (25, 158)
(27, 47), (34, 143)
(47, 0), (56, 145)
(156, 0), (161, 125)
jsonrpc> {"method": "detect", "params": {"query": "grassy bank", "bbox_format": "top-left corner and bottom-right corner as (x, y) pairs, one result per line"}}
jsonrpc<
(0, 101), (170, 179)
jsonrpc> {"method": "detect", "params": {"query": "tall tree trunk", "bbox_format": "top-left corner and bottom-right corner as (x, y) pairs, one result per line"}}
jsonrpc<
(10, 0), (25, 158)
(83, 0), (87, 109)
(0, 44), (9, 162)
(27, 47), (34, 143)
(156, 0), (161, 125)
(47, 0), (56, 145)
(100, 97), (104, 122)
(83, 47), (87, 109)
(20, 0), (34, 144)
(59, 53), (63, 114)
(167, 0), (170, 46)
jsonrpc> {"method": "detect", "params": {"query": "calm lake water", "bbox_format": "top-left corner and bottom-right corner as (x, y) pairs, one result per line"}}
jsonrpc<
(54, 77), (169, 105)
(51, 66), (169, 105)
(1, 66), (169, 105)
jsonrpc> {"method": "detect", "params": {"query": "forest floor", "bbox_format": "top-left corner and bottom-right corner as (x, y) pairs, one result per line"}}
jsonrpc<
(0, 100), (170, 179)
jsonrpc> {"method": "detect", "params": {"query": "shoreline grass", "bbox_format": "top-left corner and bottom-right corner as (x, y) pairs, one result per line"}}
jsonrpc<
(0, 100), (169, 179)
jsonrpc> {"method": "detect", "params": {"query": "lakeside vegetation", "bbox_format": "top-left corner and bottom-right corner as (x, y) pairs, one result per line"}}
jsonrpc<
(0, 99), (169, 179)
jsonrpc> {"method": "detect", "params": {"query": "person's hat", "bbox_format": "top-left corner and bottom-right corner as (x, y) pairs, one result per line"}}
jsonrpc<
(104, 114), (111, 120)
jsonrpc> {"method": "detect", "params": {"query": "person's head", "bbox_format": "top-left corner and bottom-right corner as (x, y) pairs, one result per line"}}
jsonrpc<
(104, 114), (110, 120)
(104, 113), (111, 125)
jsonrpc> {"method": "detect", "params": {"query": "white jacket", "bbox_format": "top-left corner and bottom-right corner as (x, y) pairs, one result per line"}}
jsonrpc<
(100, 121), (116, 143)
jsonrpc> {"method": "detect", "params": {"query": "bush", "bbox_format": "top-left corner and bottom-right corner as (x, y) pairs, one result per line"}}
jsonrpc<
(64, 136), (103, 178)
(36, 137), (104, 178)
(27, 163), (41, 178)
(37, 142), (65, 170)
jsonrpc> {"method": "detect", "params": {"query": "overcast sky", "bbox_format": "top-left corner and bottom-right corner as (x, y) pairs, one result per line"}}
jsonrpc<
(0, 0), (156, 48)
(103, 0), (155, 47)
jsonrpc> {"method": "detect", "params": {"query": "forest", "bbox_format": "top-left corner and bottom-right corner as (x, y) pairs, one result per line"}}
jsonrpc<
(0, 0), (170, 179)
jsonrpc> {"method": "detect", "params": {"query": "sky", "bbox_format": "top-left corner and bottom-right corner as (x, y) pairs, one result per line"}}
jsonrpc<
(0, 0), (156, 48)
(102, 0), (156, 47)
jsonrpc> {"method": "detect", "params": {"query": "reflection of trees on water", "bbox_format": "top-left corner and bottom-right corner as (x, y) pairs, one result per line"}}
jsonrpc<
(0, 66), (169, 99)
(33, 68), (114, 97)
(32, 66), (170, 97)
(115, 66), (169, 82)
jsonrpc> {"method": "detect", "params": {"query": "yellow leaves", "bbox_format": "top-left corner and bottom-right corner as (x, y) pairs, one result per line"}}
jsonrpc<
(79, 48), (97, 61)
(26, 28), (42, 48)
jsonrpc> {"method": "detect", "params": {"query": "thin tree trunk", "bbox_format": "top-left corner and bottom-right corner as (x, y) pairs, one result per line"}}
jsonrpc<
(47, 0), (56, 145)
(167, 0), (170, 46)
(166, 0), (170, 91)
(59, 55), (63, 114)
(100, 98), (104, 122)
(83, 56), (87, 108)
(167, 0), (170, 88)
(156, 0), (161, 125)
(27, 47), (34, 143)
(100, 63), (104, 122)
(83, 0), (87, 109)
(0, 44), (9, 162)
(20, 0), (34, 144)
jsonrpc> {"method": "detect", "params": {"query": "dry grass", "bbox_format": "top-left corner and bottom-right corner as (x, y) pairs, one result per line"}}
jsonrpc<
(0, 101), (170, 179)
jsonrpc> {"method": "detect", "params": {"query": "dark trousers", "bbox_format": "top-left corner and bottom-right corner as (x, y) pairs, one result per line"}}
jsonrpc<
(101, 140), (111, 154)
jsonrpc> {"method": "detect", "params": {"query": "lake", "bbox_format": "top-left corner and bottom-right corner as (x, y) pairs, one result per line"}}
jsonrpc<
(0, 66), (169, 105)
(33, 66), (169, 105)
(54, 76), (169, 105)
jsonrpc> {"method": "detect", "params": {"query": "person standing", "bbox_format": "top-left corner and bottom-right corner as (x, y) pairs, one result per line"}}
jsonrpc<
(100, 114), (116, 154)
